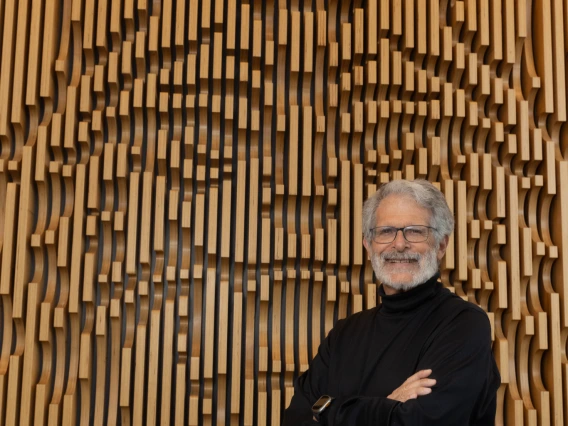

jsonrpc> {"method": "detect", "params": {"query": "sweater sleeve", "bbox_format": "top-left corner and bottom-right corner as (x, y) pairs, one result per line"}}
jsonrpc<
(324, 308), (500, 426)
(282, 321), (340, 426)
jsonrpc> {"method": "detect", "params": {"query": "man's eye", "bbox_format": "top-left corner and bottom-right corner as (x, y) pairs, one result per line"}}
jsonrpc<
(406, 228), (422, 235)
(406, 227), (427, 236)
(377, 228), (394, 236)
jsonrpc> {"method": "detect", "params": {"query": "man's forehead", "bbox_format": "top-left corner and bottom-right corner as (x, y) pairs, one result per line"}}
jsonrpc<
(374, 195), (433, 222)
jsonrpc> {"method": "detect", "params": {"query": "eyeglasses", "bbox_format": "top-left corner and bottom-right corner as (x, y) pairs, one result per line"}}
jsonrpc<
(369, 225), (435, 244)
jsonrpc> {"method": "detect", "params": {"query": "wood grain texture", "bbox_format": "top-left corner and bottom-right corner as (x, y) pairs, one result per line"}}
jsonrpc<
(0, 0), (566, 424)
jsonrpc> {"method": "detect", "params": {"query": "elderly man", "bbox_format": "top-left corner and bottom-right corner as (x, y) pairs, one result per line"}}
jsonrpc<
(283, 179), (500, 425)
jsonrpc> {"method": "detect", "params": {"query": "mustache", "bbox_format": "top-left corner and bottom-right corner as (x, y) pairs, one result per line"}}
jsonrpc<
(380, 252), (421, 261)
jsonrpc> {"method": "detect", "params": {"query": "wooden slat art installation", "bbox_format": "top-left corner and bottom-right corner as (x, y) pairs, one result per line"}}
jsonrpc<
(0, 0), (567, 425)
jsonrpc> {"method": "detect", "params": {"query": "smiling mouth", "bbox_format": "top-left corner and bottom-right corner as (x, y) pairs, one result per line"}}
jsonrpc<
(386, 259), (417, 263)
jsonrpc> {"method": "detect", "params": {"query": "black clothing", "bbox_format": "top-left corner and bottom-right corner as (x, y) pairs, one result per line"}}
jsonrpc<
(283, 275), (500, 425)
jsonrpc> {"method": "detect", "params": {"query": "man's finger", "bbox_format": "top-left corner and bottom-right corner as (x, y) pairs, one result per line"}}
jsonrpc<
(402, 378), (436, 393)
(415, 378), (436, 388)
(387, 371), (437, 403)
(403, 369), (433, 384)
(415, 386), (433, 396)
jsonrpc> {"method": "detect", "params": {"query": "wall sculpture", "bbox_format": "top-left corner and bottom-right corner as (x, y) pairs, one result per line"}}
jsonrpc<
(0, 0), (566, 425)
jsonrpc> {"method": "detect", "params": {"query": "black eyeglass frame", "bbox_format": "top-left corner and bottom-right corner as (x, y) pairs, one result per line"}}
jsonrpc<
(369, 225), (437, 244)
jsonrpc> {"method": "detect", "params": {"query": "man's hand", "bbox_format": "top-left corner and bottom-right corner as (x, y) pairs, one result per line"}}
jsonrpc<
(387, 369), (436, 402)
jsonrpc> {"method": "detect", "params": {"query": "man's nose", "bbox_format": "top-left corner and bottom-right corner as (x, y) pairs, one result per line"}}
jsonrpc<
(392, 230), (409, 250)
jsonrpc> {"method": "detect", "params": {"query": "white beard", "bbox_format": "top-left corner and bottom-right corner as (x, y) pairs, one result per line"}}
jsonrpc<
(370, 247), (440, 291)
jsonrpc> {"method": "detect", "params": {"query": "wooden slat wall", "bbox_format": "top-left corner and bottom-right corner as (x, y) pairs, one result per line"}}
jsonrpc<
(0, 0), (566, 425)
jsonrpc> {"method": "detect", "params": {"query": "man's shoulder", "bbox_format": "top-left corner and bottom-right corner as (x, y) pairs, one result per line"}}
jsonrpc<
(329, 307), (380, 334)
(438, 287), (490, 317)
(434, 289), (492, 335)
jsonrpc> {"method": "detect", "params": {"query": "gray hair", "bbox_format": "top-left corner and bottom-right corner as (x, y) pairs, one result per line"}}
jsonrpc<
(362, 179), (455, 246)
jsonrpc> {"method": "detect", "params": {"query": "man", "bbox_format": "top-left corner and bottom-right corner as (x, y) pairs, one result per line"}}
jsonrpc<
(283, 179), (500, 425)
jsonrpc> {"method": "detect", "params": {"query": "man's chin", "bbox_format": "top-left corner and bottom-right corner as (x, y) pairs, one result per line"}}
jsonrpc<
(377, 272), (419, 289)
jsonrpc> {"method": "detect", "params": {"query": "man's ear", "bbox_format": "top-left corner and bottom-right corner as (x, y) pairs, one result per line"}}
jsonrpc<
(436, 235), (449, 261)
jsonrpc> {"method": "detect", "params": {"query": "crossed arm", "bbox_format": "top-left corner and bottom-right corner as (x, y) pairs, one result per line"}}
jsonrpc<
(283, 309), (500, 425)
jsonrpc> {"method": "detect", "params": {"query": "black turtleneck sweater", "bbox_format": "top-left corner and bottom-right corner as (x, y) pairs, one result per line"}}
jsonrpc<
(283, 275), (500, 425)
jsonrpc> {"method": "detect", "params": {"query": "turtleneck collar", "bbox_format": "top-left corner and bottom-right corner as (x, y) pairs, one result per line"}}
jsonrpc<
(378, 274), (442, 314)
